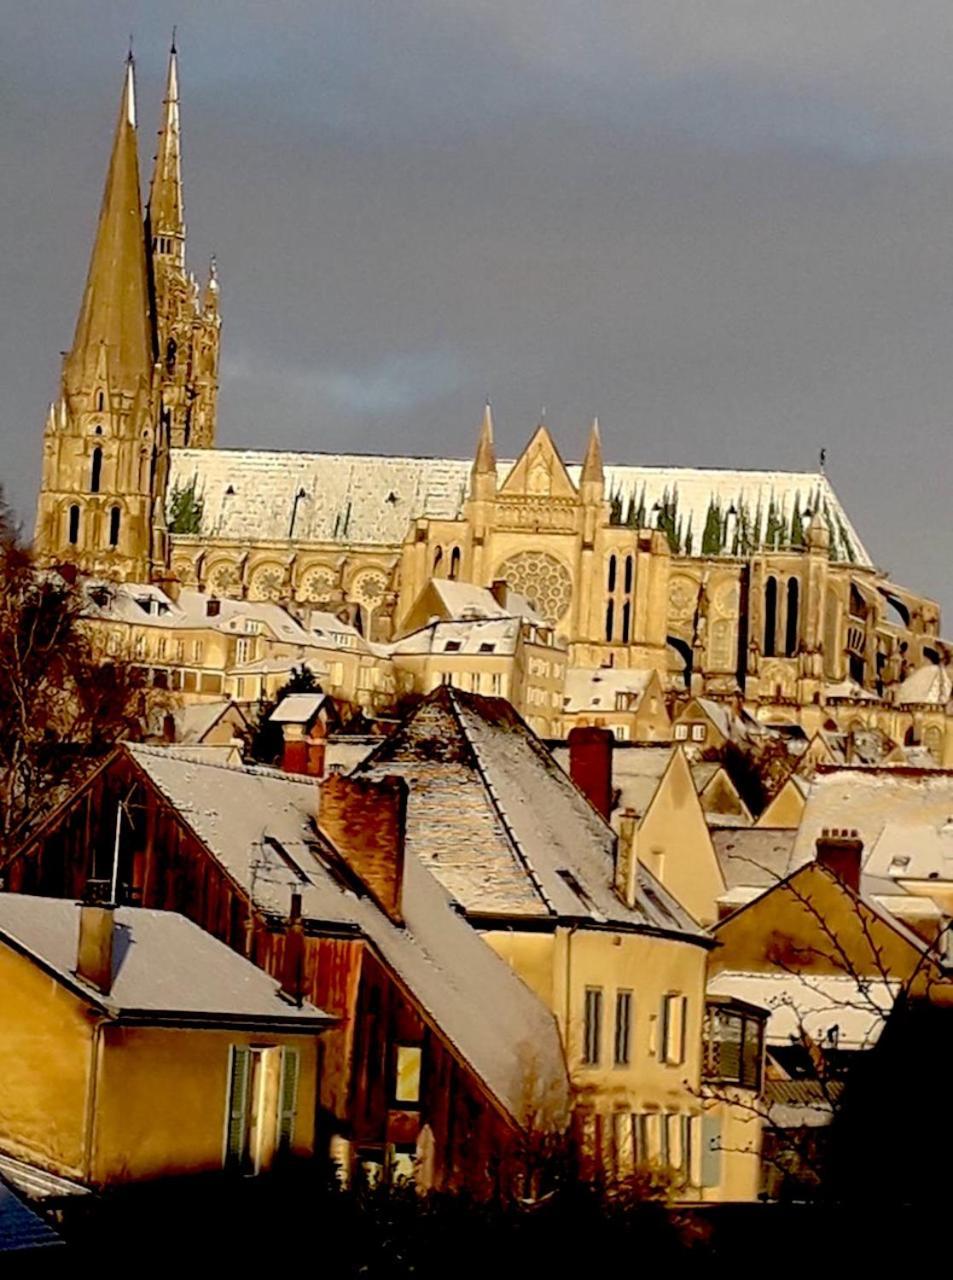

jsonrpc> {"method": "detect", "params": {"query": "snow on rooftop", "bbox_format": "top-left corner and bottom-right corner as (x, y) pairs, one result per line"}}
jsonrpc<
(0, 894), (329, 1026)
(707, 971), (897, 1049)
(562, 667), (654, 713)
(169, 448), (870, 563)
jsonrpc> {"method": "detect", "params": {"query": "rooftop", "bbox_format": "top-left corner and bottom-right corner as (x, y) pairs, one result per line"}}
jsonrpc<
(0, 894), (330, 1029)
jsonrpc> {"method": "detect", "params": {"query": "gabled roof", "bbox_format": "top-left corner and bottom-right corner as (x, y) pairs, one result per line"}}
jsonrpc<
(0, 894), (329, 1030)
(269, 692), (330, 725)
(552, 742), (671, 819)
(118, 746), (569, 1127)
(712, 827), (804, 891)
(896, 663), (953, 706)
(358, 689), (706, 941)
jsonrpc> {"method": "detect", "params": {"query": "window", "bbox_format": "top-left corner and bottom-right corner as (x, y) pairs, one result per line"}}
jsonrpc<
(674, 723), (689, 741)
(785, 576), (799, 656)
(612, 725), (629, 742)
(68, 504), (80, 545)
(660, 993), (687, 1065)
(90, 446), (103, 493)
(393, 1044), (422, 1107)
(583, 987), (603, 1065)
(225, 1045), (299, 1174)
(192, 639), (204, 662)
(763, 577), (778, 657)
(444, 640), (462, 653)
(663, 1113), (679, 1169)
(108, 506), (121, 548)
(614, 991), (632, 1066)
(703, 1005), (763, 1090)
(681, 1114), (695, 1182)
(133, 634), (146, 660)
(156, 637), (167, 661)
(449, 547), (461, 580)
(174, 639), (185, 662)
(491, 672), (503, 696)
(236, 637), (252, 664)
(97, 390), (105, 411)
(690, 723), (706, 742)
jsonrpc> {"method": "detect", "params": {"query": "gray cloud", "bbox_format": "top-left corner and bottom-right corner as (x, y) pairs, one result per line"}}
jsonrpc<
(1, 1), (952, 618)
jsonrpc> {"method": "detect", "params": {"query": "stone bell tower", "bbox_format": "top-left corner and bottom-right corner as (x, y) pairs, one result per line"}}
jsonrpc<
(34, 55), (169, 582)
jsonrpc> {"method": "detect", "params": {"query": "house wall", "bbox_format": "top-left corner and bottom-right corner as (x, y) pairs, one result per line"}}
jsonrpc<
(91, 1025), (318, 1185)
(755, 781), (805, 829)
(0, 941), (95, 1181)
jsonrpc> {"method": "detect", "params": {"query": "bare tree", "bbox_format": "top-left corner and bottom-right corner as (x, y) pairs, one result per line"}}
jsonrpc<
(0, 494), (151, 855)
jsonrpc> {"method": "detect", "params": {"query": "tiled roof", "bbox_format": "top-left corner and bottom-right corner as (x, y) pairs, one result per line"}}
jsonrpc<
(0, 1178), (64, 1253)
(122, 745), (569, 1127)
(358, 688), (706, 939)
(169, 448), (870, 563)
(0, 894), (330, 1028)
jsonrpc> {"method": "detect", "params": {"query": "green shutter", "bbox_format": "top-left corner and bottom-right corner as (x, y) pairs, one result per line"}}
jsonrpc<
(278, 1048), (300, 1153)
(701, 1115), (722, 1188)
(226, 1046), (250, 1168)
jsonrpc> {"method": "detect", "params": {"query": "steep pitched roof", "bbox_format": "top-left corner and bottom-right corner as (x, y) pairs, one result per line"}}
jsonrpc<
(0, 1178), (64, 1253)
(147, 43), (184, 241)
(358, 688), (706, 940)
(120, 745), (569, 1127)
(0, 894), (329, 1029)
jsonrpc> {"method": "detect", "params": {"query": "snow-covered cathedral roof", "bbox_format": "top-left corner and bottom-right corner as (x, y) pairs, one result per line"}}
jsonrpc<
(168, 447), (871, 565)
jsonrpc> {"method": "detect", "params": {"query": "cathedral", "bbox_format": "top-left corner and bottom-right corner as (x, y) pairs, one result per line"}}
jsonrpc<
(34, 50), (951, 739)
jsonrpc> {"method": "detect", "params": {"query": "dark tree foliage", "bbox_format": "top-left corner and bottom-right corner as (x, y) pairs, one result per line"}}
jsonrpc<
(244, 664), (323, 765)
(0, 491), (149, 856)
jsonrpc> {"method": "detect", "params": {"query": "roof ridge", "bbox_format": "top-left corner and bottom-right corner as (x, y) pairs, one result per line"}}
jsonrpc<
(129, 742), (315, 786)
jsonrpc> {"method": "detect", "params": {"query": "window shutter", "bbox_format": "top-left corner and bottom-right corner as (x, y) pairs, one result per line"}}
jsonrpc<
(226, 1046), (250, 1167)
(701, 1114), (723, 1188)
(278, 1048), (300, 1152)
(678, 995), (688, 1065)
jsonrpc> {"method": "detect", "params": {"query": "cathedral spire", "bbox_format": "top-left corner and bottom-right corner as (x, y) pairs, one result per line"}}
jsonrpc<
(474, 401), (496, 473)
(64, 55), (152, 394)
(148, 36), (185, 261)
(581, 417), (604, 486)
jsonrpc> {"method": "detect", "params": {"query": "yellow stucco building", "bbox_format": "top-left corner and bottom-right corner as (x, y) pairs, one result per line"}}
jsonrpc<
(0, 894), (328, 1191)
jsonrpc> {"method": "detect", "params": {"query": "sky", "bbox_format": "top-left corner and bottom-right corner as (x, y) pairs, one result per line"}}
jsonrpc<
(2, 2), (953, 618)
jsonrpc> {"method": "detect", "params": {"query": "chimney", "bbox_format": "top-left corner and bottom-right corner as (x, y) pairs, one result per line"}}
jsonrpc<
(815, 827), (863, 894)
(568, 726), (614, 820)
(206, 597), (221, 618)
(280, 891), (306, 1006)
(490, 579), (508, 607)
(318, 773), (407, 923)
(76, 883), (115, 994)
(280, 722), (327, 778)
(614, 807), (639, 905)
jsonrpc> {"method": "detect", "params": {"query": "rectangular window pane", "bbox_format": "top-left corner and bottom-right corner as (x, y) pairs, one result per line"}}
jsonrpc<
(583, 987), (603, 1065)
(742, 1017), (762, 1089)
(614, 990), (632, 1066)
(394, 1044), (422, 1105)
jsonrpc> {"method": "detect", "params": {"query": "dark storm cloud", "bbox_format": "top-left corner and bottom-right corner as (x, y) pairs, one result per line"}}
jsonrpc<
(2, 2), (953, 614)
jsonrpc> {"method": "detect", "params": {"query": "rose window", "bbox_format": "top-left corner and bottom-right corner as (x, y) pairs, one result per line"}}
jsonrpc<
(207, 562), (241, 596)
(248, 565), (285, 602)
(495, 552), (572, 625)
(301, 566), (337, 604)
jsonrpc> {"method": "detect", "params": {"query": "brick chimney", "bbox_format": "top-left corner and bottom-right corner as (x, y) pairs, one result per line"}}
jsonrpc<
(815, 827), (863, 893)
(318, 773), (408, 923)
(280, 725), (326, 778)
(490, 579), (508, 607)
(280, 891), (306, 1006)
(76, 889), (115, 994)
(568, 726), (614, 820)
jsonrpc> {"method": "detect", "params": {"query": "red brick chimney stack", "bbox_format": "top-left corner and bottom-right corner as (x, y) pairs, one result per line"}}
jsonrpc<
(567, 726), (614, 820)
(318, 773), (408, 924)
(815, 827), (864, 893)
(280, 729), (326, 778)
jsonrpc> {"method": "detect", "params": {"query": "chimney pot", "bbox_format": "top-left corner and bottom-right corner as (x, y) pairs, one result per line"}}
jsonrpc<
(567, 726), (614, 820)
(815, 829), (864, 894)
(490, 579), (508, 607)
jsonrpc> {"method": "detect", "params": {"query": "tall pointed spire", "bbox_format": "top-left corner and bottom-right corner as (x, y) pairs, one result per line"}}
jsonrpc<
(64, 55), (152, 393)
(148, 36), (184, 259)
(581, 417), (604, 485)
(474, 400), (496, 473)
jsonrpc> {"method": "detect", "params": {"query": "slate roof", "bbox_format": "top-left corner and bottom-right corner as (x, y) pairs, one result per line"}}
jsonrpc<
(0, 1178), (64, 1253)
(793, 767), (953, 873)
(712, 828), (805, 891)
(425, 579), (546, 626)
(552, 742), (672, 819)
(269, 692), (330, 724)
(122, 746), (570, 1127)
(357, 689), (707, 940)
(388, 617), (522, 657)
(169, 448), (870, 564)
(0, 894), (330, 1029)
(562, 667), (654, 714)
